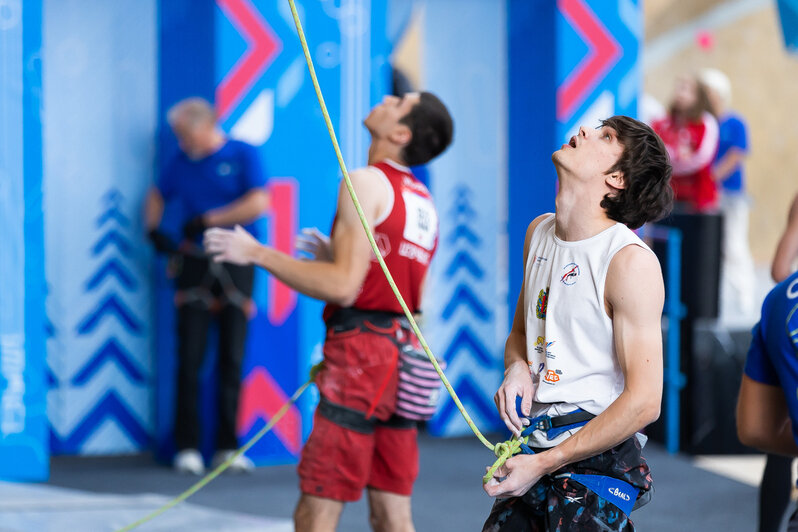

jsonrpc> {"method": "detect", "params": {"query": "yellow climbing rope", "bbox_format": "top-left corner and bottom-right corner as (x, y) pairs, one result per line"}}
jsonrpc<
(283, 0), (520, 483)
(117, 2), (524, 529)
(115, 363), (322, 532)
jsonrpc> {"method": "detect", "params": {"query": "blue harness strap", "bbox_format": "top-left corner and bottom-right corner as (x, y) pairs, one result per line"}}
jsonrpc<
(555, 473), (639, 517)
(511, 398), (639, 515)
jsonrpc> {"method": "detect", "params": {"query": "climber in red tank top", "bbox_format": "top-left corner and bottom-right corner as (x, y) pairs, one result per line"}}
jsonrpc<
(204, 91), (453, 532)
(323, 159), (438, 321)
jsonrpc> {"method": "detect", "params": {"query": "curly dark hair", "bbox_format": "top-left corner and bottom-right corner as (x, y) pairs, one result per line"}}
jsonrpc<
(400, 92), (454, 166)
(600, 116), (673, 229)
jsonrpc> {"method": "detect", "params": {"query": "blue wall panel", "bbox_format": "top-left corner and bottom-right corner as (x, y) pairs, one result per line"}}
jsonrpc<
(0, 0), (49, 480)
(43, 0), (158, 455)
(422, 0), (507, 437)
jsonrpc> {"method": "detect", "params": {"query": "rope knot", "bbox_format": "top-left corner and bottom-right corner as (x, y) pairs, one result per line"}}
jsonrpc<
(493, 441), (512, 459)
(484, 436), (527, 484)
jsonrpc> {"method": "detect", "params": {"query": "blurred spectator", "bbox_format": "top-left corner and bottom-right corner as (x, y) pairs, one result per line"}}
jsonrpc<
(653, 74), (719, 213)
(700, 68), (756, 316)
(144, 98), (269, 475)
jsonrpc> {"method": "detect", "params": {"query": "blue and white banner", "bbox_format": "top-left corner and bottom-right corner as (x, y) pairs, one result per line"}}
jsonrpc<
(421, 0), (507, 437)
(0, 0), (49, 480)
(43, 0), (157, 455)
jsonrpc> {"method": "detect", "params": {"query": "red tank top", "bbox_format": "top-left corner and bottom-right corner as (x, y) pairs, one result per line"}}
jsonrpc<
(324, 160), (438, 321)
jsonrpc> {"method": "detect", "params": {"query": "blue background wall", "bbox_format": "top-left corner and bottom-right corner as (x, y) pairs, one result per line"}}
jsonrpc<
(421, 0), (507, 437)
(43, 0), (157, 455)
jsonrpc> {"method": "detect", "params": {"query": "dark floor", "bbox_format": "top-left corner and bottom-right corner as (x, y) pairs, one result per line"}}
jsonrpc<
(44, 433), (758, 531)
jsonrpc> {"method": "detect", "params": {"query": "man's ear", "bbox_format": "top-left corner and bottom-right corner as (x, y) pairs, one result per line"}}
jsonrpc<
(605, 172), (626, 191)
(389, 123), (412, 147)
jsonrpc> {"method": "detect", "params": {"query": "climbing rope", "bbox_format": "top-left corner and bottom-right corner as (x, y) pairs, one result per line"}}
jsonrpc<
(118, 2), (523, 529)
(283, 0), (520, 483)
(115, 363), (322, 532)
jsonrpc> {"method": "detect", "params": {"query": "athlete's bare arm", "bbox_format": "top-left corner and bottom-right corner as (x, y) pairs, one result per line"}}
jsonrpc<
(737, 375), (798, 456)
(485, 245), (663, 498)
(772, 193), (798, 282)
(203, 169), (385, 305)
(495, 213), (552, 436)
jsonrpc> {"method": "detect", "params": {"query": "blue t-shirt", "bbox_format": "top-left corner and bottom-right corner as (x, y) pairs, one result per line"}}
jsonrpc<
(744, 271), (798, 446)
(158, 139), (267, 237)
(715, 113), (748, 194)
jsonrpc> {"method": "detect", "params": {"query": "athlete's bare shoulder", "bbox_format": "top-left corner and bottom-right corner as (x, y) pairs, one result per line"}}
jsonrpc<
(605, 244), (664, 311)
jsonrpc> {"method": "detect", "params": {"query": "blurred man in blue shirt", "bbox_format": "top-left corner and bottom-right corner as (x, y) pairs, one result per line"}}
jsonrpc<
(145, 98), (269, 475)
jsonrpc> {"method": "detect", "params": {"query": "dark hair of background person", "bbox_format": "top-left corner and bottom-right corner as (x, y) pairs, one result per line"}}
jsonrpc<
(600, 115), (674, 229)
(669, 78), (712, 122)
(400, 92), (454, 167)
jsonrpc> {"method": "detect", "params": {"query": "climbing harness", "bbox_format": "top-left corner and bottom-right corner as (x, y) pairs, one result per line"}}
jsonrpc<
(169, 242), (254, 315)
(554, 473), (640, 517)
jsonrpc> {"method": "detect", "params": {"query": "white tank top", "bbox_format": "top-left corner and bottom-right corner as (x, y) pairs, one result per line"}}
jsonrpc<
(523, 214), (653, 447)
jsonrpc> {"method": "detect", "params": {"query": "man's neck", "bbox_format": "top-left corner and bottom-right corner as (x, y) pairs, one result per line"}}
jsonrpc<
(554, 184), (616, 242)
(367, 139), (406, 167)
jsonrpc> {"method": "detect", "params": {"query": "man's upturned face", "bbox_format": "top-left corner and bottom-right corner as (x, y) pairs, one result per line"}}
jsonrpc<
(363, 92), (420, 140)
(552, 124), (624, 185)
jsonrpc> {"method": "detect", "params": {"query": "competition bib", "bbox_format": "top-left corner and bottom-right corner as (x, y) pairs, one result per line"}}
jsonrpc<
(402, 191), (437, 251)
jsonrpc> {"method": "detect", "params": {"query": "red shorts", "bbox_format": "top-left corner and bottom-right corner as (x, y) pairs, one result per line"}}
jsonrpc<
(298, 310), (419, 501)
(298, 411), (419, 501)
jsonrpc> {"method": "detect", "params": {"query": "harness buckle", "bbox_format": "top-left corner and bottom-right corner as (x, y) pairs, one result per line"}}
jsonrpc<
(534, 416), (552, 432)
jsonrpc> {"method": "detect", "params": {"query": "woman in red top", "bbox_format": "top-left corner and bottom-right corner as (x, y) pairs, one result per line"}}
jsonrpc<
(653, 74), (719, 212)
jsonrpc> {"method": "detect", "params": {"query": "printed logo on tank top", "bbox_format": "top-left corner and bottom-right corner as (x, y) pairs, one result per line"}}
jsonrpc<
(560, 262), (580, 286)
(536, 287), (549, 319)
(531, 254), (548, 267)
(534, 336), (556, 359)
(543, 369), (562, 384)
(373, 233), (391, 259)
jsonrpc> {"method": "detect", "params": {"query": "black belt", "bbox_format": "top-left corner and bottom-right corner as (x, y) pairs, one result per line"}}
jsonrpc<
(325, 307), (408, 331)
(317, 396), (416, 434)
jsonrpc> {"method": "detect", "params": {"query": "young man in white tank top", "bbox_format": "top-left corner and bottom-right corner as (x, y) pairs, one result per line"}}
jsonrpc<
(483, 116), (673, 532)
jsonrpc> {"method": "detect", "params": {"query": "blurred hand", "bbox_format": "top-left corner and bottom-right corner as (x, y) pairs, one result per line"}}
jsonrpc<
(148, 229), (178, 255)
(495, 360), (535, 436)
(203, 225), (260, 265)
(296, 228), (332, 261)
(183, 215), (207, 239)
(483, 454), (544, 498)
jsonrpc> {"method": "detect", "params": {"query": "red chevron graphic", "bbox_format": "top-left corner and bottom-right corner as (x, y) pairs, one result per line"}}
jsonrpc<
(237, 367), (301, 455)
(216, 0), (282, 119)
(268, 179), (298, 325)
(556, 0), (621, 121)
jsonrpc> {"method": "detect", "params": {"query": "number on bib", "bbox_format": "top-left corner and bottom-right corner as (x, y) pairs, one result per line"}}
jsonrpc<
(402, 191), (438, 250)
